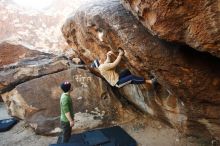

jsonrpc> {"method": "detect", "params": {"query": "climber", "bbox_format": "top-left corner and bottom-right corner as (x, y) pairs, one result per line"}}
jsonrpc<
(91, 48), (157, 88)
(57, 81), (74, 144)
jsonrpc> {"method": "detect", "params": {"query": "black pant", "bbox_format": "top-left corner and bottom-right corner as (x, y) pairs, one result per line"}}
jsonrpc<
(119, 69), (132, 78)
(57, 121), (71, 143)
(116, 69), (145, 86)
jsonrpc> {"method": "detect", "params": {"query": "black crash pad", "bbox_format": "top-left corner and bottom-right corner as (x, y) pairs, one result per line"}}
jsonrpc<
(50, 126), (137, 146)
(83, 130), (110, 145)
(50, 143), (89, 146)
(100, 126), (137, 146)
(0, 118), (18, 132)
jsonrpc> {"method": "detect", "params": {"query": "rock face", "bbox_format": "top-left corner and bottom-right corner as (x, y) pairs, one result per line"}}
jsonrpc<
(0, 42), (47, 67)
(0, 0), (83, 55)
(0, 42), (69, 94)
(2, 68), (136, 135)
(62, 0), (220, 140)
(121, 0), (220, 58)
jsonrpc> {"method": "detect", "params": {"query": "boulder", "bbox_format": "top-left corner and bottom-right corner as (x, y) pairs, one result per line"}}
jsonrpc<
(0, 42), (69, 94)
(121, 0), (220, 58)
(0, 42), (50, 67)
(2, 68), (136, 135)
(62, 0), (220, 140)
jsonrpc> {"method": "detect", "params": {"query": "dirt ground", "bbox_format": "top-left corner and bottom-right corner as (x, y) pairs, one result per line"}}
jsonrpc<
(0, 102), (206, 146)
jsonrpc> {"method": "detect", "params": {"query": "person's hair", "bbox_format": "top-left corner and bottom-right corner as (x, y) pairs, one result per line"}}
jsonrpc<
(60, 81), (71, 92)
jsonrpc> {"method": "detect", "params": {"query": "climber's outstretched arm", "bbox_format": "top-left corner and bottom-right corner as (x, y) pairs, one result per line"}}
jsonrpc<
(102, 49), (124, 70)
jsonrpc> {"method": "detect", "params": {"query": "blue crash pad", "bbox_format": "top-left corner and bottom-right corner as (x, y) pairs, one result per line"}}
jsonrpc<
(50, 143), (88, 146)
(54, 134), (89, 146)
(83, 130), (109, 145)
(100, 126), (137, 146)
(0, 118), (18, 132)
(50, 126), (137, 146)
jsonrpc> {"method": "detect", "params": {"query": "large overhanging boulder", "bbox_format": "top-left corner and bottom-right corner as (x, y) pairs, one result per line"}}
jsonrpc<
(62, 0), (220, 140)
(121, 0), (220, 58)
(0, 42), (69, 94)
(2, 68), (136, 135)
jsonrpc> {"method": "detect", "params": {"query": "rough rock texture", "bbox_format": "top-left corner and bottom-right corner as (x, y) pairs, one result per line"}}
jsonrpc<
(0, 42), (69, 94)
(0, 0), (84, 56)
(0, 42), (48, 67)
(2, 68), (137, 135)
(121, 0), (220, 58)
(62, 0), (220, 140)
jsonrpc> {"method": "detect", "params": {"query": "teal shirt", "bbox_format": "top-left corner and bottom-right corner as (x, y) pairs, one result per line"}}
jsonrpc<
(60, 93), (74, 122)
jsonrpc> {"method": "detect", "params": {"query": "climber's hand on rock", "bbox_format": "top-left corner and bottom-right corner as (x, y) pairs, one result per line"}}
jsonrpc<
(119, 49), (124, 56)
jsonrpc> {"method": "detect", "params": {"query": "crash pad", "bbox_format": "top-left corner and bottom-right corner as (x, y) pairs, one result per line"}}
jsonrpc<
(0, 118), (18, 132)
(50, 126), (137, 146)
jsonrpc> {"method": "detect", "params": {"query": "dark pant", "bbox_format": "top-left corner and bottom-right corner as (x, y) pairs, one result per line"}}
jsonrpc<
(116, 69), (145, 86)
(57, 121), (71, 144)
